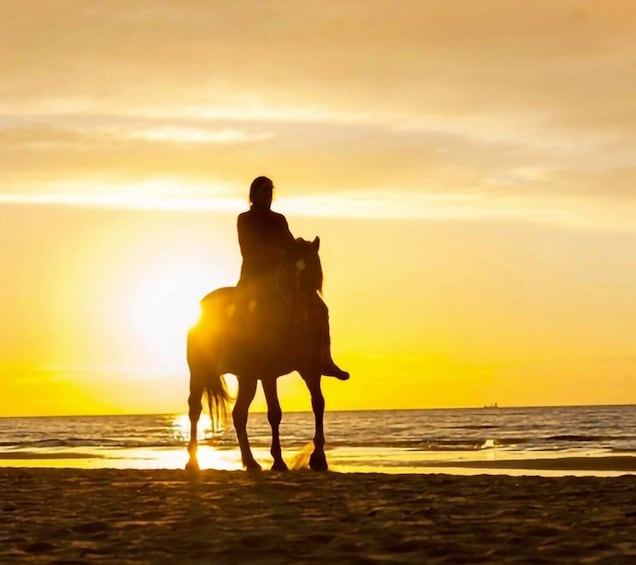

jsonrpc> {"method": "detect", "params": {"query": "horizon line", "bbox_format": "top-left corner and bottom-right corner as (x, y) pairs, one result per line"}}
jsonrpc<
(2, 403), (634, 419)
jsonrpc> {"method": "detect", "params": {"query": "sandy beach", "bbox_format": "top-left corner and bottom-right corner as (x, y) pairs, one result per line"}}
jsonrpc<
(1, 469), (635, 563)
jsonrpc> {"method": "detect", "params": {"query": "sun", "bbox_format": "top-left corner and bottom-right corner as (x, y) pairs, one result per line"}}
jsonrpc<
(127, 259), (233, 367)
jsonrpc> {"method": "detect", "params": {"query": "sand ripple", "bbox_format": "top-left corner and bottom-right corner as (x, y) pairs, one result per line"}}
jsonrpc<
(1, 469), (635, 563)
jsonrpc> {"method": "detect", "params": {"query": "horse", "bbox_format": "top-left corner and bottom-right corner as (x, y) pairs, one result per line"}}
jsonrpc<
(186, 236), (331, 472)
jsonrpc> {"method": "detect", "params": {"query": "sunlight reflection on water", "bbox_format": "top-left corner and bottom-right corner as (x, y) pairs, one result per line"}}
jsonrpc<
(1, 406), (634, 476)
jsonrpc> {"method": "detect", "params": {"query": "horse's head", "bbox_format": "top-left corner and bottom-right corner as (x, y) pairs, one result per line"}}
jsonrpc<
(288, 236), (323, 295)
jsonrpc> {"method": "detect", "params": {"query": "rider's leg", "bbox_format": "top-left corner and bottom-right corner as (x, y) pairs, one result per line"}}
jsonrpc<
(313, 297), (349, 381)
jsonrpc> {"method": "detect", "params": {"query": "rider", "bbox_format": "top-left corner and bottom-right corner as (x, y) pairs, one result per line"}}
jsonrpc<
(237, 175), (349, 381)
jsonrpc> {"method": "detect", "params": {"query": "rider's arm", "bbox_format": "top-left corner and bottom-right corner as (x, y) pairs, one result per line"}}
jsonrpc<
(276, 214), (296, 251)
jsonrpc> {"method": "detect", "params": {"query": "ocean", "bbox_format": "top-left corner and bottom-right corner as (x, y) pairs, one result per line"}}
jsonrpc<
(1, 405), (635, 476)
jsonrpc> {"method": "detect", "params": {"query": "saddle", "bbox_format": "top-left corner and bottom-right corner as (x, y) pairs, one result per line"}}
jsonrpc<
(230, 286), (311, 340)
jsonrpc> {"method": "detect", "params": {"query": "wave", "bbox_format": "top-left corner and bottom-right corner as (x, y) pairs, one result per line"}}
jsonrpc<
(446, 425), (500, 430)
(544, 434), (635, 442)
(1, 407), (634, 473)
(0, 450), (104, 460)
(1, 438), (188, 450)
(6, 436), (634, 452)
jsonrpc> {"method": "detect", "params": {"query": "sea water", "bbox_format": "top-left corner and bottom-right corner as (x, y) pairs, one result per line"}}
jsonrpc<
(1, 405), (635, 476)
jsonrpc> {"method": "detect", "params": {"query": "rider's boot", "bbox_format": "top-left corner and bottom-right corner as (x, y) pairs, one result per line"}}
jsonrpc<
(321, 343), (350, 381)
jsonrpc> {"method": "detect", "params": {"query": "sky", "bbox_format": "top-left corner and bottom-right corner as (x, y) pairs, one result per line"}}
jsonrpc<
(1, 1), (635, 415)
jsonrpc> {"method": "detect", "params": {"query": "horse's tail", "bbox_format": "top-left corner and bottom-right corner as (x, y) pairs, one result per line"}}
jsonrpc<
(189, 286), (236, 434)
(204, 377), (230, 435)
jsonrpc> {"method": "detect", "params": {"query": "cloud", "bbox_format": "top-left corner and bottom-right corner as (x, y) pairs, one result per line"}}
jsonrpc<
(1, 1), (635, 228)
(3, 180), (636, 234)
(2, 2), (635, 138)
(0, 190), (244, 213)
(0, 115), (274, 146)
(129, 126), (273, 144)
(2, 112), (635, 203)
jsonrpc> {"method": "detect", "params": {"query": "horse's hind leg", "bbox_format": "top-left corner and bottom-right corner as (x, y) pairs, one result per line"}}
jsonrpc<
(302, 372), (328, 471)
(186, 377), (203, 471)
(233, 376), (261, 470)
(262, 377), (288, 471)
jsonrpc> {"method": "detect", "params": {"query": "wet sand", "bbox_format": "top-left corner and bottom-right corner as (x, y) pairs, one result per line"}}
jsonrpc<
(1, 468), (635, 563)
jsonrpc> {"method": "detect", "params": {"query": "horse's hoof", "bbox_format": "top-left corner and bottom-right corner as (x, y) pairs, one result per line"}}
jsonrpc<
(244, 460), (262, 471)
(185, 457), (200, 473)
(309, 452), (328, 472)
(271, 460), (289, 472)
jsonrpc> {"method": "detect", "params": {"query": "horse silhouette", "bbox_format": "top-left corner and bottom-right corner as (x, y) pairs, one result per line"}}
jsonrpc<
(186, 237), (331, 471)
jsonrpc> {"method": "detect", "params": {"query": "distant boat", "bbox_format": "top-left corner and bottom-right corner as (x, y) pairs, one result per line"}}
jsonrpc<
(482, 402), (499, 409)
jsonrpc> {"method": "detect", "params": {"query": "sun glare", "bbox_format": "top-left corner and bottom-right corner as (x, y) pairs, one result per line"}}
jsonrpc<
(128, 261), (231, 366)
(173, 413), (214, 441)
(171, 414), (242, 470)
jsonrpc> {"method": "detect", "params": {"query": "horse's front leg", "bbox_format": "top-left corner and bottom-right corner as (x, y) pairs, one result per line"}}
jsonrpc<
(186, 380), (203, 472)
(302, 372), (328, 471)
(233, 376), (261, 470)
(262, 377), (288, 471)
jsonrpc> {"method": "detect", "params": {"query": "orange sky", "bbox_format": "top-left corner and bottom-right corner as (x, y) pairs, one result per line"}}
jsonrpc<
(1, 1), (635, 415)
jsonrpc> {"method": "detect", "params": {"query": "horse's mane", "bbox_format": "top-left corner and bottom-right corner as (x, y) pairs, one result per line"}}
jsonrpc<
(197, 237), (323, 316)
(289, 237), (323, 295)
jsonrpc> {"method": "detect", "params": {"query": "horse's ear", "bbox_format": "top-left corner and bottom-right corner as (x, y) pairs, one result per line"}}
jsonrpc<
(312, 236), (320, 251)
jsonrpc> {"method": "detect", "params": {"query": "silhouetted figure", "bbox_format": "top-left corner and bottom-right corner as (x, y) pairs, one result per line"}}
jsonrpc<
(237, 176), (348, 381)
(187, 236), (337, 471)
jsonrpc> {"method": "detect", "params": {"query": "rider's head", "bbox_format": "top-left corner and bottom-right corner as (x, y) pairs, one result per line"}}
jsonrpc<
(249, 176), (274, 210)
